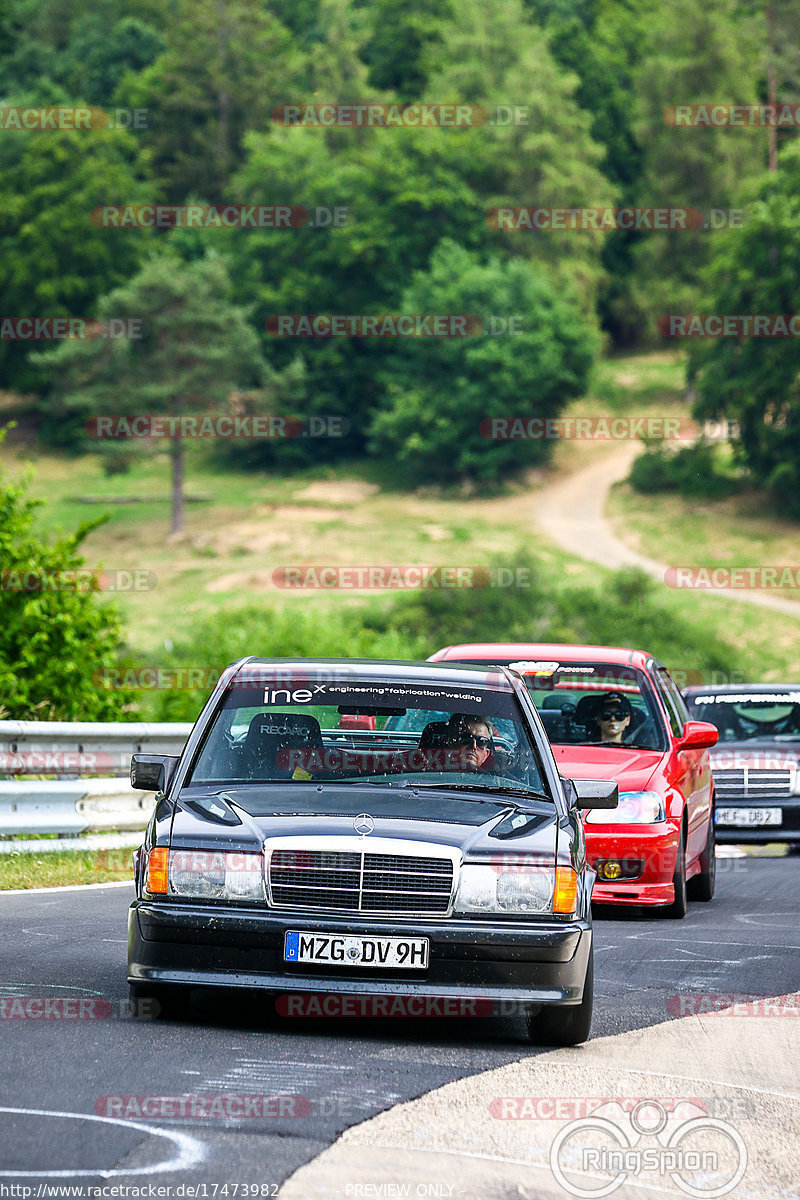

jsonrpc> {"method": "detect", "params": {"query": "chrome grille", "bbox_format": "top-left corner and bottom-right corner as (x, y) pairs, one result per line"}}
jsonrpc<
(269, 848), (454, 916)
(713, 767), (793, 798)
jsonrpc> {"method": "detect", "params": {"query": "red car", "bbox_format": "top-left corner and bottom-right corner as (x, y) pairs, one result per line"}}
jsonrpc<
(429, 643), (719, 916)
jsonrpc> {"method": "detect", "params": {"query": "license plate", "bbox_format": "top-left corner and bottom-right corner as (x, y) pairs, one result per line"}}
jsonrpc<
(284, 931), (429, 970)
(716, 807), (783, 827)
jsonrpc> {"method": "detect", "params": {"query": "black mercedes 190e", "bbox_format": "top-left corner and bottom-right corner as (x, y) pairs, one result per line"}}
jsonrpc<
(128, 658), (617, 1044)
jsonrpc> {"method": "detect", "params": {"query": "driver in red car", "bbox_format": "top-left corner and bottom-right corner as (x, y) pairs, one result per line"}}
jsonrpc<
(592, 692), (632, 744)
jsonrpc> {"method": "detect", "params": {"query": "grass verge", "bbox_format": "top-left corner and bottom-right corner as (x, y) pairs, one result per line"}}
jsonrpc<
(0, 847), (133, 890)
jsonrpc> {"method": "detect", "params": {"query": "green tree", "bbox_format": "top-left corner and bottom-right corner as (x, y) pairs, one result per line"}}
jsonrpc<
(629, 0), (764, 336)
(228, 0), (611, 461)
(423, 0), (615, 312)
(36, 255), (267, 534)
(363, 0), (453, 95)
(120, 0), (304, 202)
(0, 442), (134, 721)
(0, 110), (149, 392)
(369, 239), (598, 485)
(690, 143), (800, 514)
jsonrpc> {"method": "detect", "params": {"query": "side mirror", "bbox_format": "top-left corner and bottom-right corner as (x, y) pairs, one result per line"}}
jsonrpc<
(676, 720), (719, 751)
(130, 753), (180, 793)
(568, 778), (619, 810)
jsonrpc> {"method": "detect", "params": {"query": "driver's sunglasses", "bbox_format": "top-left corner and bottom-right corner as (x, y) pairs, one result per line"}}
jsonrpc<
(599, 709), (625, 721)
(461, 733), (491, 749)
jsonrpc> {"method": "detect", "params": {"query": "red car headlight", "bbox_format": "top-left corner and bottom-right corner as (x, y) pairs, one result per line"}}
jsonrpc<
(585, 790), (666, 825)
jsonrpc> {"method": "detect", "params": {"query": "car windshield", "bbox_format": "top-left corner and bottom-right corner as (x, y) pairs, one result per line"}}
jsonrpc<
(686, 689), (800, 742)
(186, 669), (549, 796)
(455, 658), (667, 751)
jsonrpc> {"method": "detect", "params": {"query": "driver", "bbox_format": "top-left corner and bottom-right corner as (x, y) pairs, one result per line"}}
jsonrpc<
(446, 714), (493, 770)
(592, 692), (632, 744)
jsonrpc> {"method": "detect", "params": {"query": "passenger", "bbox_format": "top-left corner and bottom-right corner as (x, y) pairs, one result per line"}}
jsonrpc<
(592, 693), (632, 744)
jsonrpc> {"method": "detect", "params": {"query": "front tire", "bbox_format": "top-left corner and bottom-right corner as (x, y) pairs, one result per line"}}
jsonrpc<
(666, 821), (688, 918)
(526, 946), (593, 1046)
(688, 810), (716, 901)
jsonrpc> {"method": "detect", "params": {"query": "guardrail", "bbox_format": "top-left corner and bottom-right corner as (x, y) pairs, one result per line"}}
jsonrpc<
(0, 721), (192, 836)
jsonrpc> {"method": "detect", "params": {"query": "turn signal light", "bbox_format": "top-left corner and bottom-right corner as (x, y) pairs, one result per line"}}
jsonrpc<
(553, 866), (578, 914)
(146, 847), (169, 894)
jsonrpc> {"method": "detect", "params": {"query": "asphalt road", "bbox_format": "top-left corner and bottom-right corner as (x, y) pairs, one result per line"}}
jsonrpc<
(1, 852), (798, 1190)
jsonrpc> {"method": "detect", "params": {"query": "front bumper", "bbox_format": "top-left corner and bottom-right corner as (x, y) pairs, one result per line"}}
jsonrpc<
(585, 823), (678, 907)
(128, 901), (592, 1005)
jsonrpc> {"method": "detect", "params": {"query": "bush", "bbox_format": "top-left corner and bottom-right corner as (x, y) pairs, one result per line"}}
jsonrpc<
(369, 240), (599, 487)
(135, 552), (739, 721)
(0, 448), (135, 720)
(628, 441), (739, 499)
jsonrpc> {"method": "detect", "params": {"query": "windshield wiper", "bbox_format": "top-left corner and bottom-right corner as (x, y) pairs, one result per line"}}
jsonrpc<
(411, 782), (553, 812)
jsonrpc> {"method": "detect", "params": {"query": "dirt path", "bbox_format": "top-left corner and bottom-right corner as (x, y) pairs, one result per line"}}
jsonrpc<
(533, 443), (800, 620)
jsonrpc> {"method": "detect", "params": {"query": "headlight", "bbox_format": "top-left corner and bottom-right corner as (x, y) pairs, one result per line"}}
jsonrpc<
(454, 862), (555, 915)
(145, 848), (264, 901)
(585, 789), (666, 825)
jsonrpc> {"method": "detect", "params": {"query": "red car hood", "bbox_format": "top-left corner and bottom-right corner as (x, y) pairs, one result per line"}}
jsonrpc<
(551, 745), (665, 793)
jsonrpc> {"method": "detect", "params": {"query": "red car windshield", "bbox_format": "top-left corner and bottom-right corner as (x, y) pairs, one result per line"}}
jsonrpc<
(455, 659), (668, 751)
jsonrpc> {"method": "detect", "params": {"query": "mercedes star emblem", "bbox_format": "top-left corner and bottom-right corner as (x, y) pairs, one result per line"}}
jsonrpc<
(354, 813), (374, 836)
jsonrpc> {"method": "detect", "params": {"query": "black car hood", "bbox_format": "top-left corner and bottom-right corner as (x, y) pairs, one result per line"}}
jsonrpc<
(169, 783), (558, 859)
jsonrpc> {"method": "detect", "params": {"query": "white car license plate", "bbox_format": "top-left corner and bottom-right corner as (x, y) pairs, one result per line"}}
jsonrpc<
(716, 807), (783, 827)
(284, 931), (429, 969)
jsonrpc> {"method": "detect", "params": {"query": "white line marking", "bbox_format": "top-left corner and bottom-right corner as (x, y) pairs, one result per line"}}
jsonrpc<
(0, 1106), (205, 1178)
